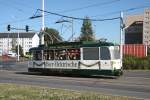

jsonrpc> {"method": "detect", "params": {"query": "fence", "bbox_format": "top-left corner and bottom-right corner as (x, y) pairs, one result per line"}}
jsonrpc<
(123, 44), (147, 58)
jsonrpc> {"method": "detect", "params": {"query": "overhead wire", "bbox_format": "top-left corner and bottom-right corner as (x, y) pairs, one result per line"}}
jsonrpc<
(8, 0), (35, 10)
(41, 0), (121, 17)
(0, 18), (29, 26)
(1, 0), (149, 28)
(37, 9), (120, 22)
(0, 0), (28, 14)
(91, 4), (150, 18)
(58, 0), (121, 13)
(0, 0), (121, 26)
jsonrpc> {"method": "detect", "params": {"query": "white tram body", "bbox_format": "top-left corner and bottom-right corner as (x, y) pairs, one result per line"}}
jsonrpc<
(28, 42), (123, 76)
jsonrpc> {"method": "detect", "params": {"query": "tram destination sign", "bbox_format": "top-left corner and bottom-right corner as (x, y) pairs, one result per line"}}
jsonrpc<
(45, 61), (79, 69)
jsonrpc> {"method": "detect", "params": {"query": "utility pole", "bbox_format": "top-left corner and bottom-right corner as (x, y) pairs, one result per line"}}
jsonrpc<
(42, 0), (45, 31)
(120, 12), (124, 61)
(17, 29), (20, 61)
(7, 25), (11, 54)
(41, 0), (45, 45)
(7, 31), (9, 55)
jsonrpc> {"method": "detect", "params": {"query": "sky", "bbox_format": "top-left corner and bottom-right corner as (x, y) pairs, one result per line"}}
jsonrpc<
(0, 0), (149, 43)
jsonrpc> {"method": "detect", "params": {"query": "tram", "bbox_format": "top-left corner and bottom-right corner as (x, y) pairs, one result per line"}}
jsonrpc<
(28, 42), (123, 76)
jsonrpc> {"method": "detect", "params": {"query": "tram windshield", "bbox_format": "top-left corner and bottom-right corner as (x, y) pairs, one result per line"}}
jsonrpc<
(100, 47), (111, 60)
(33, 50), (42, 60)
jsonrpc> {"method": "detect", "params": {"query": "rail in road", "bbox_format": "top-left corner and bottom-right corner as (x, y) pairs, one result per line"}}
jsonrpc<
(0, 61), (150, 99)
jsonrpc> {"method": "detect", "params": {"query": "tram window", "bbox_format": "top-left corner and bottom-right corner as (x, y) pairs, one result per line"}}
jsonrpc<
(54, 50), (67, 60)
(44, 50), (54, 60)
(111, 47), (120, 59)
(100, 47), (111, 60)
(67, 49), (80, 60)
(49, 50), (54, 60)
(33, 51), (42, 60)
(83, 48), (99, 60)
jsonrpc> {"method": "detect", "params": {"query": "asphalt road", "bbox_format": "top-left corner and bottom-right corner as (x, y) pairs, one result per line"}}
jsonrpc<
(0, 61), (150, 100)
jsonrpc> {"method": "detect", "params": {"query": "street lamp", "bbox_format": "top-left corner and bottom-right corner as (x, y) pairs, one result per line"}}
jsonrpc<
(17, 28), (19, 61)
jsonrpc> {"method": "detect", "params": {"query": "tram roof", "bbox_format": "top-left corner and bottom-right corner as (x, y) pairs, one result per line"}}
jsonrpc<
(29, 41), (114, 51)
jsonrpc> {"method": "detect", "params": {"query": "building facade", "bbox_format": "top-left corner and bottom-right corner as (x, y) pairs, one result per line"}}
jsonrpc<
(0, 32), (39, 55)
(125, 21), (143, 44)
(124, 9), (150, 46)
(143, 9), (150, 45)
(124, 14), (143, 44)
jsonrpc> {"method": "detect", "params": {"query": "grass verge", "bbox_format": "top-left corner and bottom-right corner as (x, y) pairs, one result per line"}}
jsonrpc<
(0, 83), (142, 100)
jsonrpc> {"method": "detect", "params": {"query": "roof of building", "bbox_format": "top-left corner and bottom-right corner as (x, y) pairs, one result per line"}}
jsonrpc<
(0, 32), (37, 38)
(124, 14), (144, 28)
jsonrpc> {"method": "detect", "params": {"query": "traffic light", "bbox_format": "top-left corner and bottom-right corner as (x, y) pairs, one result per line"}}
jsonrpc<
(25, 25), (29, 32)
(7, 24), (11, 31)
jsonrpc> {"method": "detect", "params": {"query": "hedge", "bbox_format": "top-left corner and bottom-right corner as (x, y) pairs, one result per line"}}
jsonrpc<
(123, 55), (150, 70)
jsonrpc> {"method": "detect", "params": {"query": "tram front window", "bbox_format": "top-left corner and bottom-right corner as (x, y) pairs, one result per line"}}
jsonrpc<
(100, 47), (111, 60)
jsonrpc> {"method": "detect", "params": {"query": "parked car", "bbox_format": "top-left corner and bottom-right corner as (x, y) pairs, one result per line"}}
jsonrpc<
(8, 52), (17, 57)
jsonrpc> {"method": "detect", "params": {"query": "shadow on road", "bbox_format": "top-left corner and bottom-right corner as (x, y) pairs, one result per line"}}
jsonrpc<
(15, 71), (118, 79)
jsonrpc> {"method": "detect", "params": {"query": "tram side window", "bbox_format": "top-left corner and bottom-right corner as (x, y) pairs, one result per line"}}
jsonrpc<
(44, 50), (54, 60)
(83, 48), (99, 60)
(54, 49), (80, 60)
(54, 50), (67, 60)
(67, 49), (80, 60)
(100, 47), (111, 60)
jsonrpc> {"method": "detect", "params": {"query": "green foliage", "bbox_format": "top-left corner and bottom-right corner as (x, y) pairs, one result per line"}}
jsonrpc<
(43, 27), (63, 46)
(11, 38), (17, 52)
(15, 45), (24, 57)
(123, 55), (150, 70)
(79, 16), (95, 42)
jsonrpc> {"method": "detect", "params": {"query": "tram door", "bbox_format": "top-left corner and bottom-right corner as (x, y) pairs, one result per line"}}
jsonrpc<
(100, 47), (112, 70)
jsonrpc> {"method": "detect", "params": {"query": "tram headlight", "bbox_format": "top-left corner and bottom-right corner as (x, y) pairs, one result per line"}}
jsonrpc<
(111, 61), (117, 70)
(111, 61), (116, 66)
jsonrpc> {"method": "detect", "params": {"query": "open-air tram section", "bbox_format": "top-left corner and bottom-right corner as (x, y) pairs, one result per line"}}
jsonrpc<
(28, 42), (123, 77)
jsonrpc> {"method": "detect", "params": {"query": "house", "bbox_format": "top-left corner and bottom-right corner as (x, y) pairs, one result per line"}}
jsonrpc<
(0, 32), (39, 55)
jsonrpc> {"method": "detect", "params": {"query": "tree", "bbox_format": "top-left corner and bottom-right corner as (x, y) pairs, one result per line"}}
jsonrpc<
(43, 27), (63, 46)
(11, 33), (17, 52)
(79, 16), (95, 41)
(15, 45), (24, 57)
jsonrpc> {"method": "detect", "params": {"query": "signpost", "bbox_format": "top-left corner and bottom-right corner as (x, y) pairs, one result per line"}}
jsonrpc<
(6, 25), (29, 61)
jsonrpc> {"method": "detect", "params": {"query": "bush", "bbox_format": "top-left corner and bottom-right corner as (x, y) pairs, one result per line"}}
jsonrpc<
(123, 55), (150, 70)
